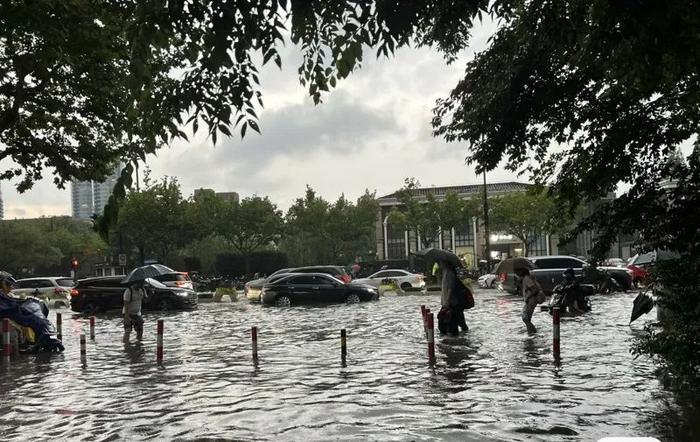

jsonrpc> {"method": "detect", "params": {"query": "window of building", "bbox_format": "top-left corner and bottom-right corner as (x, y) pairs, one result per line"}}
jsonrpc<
(528, 233), (548, 256)
(454, 223), (474, 247)
(387, 224), (405, 260)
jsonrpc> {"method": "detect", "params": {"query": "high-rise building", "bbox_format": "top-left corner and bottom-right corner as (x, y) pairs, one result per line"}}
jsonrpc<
(193, 188), (239, 204)
(93, 165), (122, 216)
(0, 182), (4, 220)
(71, 181), (94, 220)
(71, 163), (123, 220)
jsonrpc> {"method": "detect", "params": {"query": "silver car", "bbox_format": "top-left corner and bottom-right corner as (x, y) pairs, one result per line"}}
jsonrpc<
(13, 276), (74, 308)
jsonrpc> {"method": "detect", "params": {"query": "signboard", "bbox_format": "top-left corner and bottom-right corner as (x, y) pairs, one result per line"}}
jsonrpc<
(118, 254), (127, 266)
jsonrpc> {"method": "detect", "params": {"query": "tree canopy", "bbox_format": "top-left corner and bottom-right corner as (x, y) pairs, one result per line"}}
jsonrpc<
(388, 178), (479, 249)
(489, 190), (563, 256)
(1, 0), (485, 192)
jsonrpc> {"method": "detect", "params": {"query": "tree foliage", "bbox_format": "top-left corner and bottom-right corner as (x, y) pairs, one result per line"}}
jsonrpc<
(489, 190), (563, 256)
(1, 0), (487, 192)
(0, 217), (106, 277)
(116, 173), (190, 265)
(387, 178), (478, 249)
(217, 196), (284, 273)
(282, 186), (379, 266)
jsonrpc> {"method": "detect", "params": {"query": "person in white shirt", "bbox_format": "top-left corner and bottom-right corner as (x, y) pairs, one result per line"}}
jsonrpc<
(123, 281), (146, 342)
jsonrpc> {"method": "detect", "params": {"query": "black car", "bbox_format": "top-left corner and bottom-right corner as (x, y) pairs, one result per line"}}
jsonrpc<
(261, 273), (379, 307)
(70, 276), (197, 313)
(246, 265), (352, 302)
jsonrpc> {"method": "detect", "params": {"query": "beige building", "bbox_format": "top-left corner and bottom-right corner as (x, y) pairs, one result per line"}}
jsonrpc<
(375, 182), (557, 268)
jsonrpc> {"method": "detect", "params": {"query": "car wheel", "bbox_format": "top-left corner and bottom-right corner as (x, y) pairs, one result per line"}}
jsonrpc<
(346, 293), (361, 304)
(275, 295), (291, 307)
(400, 282), (411, 291)
(159, 299), (171, 311)
(84, 303), (98, 314)
(490, 279), (497, 289)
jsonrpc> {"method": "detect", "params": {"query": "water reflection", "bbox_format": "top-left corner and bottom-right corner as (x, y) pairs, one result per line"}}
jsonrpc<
(0, 292), (696, 441)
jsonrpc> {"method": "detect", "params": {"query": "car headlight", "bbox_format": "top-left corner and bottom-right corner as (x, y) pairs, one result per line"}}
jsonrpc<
(174, 291), (189, 297)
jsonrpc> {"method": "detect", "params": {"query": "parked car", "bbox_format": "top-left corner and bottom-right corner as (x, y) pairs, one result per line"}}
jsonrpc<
(352, 269), (425, 290)
(154, 272), (194, 290)
(500, 255), (634, 295)
(477, 273), (499, 289)
(261, 273), (378, 307)
(602, 258), (626, 267)
(627, 250), (680, 286)
(13, 277), (74, 308)
(70, 276), (197, 313)
(246, 265), (352, 302)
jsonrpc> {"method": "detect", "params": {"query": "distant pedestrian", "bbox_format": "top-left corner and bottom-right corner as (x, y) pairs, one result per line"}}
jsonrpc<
(440, 261), (469, 336)
(351, 262), (361, 278)
(123, 281), (147, 343)
(516, 267), (546, 333)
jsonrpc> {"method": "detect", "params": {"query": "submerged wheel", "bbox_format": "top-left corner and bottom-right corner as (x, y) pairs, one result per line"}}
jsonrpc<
(400, 282), (411, 291)
(490, 279), (498, 289)
(275, 295), (291, 307)
(346, 293), (361, 304)
(159, 299), (171, 311)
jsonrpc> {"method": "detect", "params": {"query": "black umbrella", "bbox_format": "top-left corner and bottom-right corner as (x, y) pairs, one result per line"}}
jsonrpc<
(630, 292), (654, 324)
(495, 257), (534, 275)
(412, 248), (463, 269)
(121, 264), (175, 284)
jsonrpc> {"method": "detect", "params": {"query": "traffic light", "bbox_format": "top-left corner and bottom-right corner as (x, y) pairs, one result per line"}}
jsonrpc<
(71, 257), (79, 270)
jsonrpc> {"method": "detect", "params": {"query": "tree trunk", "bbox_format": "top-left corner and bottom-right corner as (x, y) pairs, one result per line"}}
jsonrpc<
(244, 254), (251, 275)
(138, 245), (145, 266)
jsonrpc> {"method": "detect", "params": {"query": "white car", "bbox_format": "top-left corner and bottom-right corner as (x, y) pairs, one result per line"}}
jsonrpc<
(477, 273), (499, 289)
(353, 269), (425, 291)
(12, 276), (74, 308)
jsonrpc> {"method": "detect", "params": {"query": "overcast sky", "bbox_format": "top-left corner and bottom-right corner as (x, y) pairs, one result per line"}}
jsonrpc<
(3, 19), (693, 220)
(2, 20), (521, 219)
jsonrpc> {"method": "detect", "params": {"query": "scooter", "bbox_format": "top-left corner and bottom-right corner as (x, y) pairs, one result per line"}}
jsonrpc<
(542, 279), (594, 316)
(0, 294), (64, 353)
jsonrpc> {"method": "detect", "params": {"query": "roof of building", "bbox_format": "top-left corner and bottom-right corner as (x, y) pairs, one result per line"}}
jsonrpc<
(378, 181), (532, 201)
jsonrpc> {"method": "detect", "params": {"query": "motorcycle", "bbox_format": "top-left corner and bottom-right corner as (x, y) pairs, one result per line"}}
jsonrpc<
(0, 294), (64, 353)
(543, 279), (594, 316)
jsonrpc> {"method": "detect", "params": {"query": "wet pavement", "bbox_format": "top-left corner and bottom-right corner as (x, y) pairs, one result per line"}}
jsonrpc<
(0, 289), (696, 441)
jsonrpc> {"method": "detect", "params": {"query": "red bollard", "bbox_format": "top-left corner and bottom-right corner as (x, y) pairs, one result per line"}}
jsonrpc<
(425, 308), (431, 338)
(56, 312), (62, 341)
(553, 306), (561, 359)
(3, 318), (11, 363)
(251, 326), (258, 362)
(340, 329), (347, 358)
(427, 312), (435, 363)
(420, 305), (427, 336)
(156, 319), (164, 364)
(89, 316), (96, 340)
(80, 334), (86, 366)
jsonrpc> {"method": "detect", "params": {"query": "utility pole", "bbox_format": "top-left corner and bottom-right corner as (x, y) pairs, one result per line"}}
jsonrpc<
(482, 171), (491, 265)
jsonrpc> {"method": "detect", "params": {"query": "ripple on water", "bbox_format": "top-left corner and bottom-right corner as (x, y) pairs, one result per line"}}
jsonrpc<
(0, 290), (694, 441)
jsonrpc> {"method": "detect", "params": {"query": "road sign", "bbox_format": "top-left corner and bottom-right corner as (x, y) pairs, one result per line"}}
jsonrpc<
(118, 254), (127, 266)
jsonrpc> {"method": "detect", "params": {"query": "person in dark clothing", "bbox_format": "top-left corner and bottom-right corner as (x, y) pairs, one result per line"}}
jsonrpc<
(440, 261), (468, 336)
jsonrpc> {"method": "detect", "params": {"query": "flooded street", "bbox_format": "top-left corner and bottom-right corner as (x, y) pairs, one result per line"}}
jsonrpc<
(0, 289), (696, 441)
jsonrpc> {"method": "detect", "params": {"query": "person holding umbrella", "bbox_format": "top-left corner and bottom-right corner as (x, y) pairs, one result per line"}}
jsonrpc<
(516, 266), (546, 333)
(123, 280), (147, 343)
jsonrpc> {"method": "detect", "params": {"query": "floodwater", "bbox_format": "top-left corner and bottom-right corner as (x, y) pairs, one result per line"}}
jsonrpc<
(0, 289), (697, 441)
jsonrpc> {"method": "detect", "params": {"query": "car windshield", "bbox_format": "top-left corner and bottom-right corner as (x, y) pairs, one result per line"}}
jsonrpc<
(157, 273), (189, 282)
(57, 278), (74, 287)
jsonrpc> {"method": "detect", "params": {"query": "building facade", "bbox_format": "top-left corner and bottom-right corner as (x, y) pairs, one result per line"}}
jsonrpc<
(375, 182), (558, 267)
(193, 188), (240, 204)
(0, 182), (4, 219)
(71, 163), (122, 220)
(71, 181), (95, 220)
(92, 166), (122, 216)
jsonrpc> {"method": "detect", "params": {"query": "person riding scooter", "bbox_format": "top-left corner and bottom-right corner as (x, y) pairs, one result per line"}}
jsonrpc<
(560, 268), (591, 314)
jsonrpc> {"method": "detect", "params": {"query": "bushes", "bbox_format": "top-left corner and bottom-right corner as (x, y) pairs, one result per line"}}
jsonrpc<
(215, 251), (288, 276)
(632, 258), (700, 388)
